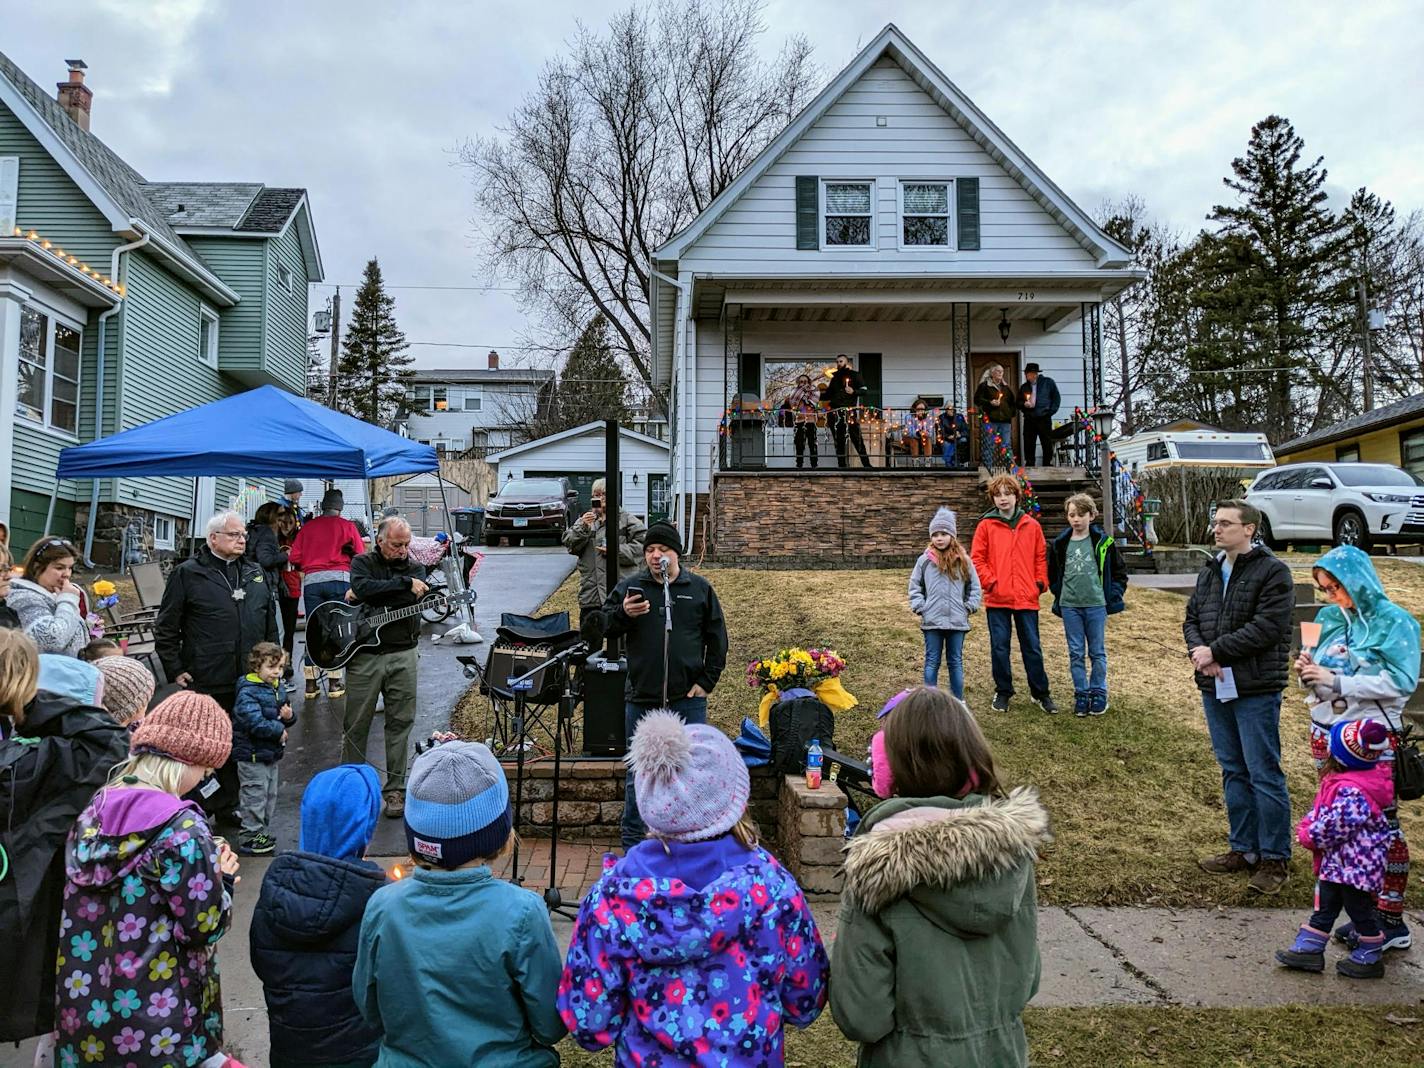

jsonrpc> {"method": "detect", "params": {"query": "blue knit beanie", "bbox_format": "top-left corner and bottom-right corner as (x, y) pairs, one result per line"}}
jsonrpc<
(300, 764), (382, 861)
(404, 741), (512, 869)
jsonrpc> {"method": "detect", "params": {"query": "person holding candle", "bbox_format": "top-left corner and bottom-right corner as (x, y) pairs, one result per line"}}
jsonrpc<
(1296, 544), (1420, 953)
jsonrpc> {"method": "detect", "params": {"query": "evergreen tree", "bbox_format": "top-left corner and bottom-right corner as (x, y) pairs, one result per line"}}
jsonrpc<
(334, 258), (413, 425)
(552, 315), (630, 430)
(1205, 115), (1351, 441)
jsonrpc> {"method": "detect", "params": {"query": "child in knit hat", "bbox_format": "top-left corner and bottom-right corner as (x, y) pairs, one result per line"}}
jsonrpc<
(252, 765), (387, 1068)
(93, 653), (157, 729)
(1277, 718), (1396, 979)
(353, 740), (566, 1065)
(54, 690), (240, 1066)
(559, 711), (829, 1064)
(908, 506), (980, 699)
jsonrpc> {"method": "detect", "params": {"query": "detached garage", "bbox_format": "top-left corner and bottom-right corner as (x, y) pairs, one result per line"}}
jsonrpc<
(389, 472), (473, 535)
(487, 422), (671, 521)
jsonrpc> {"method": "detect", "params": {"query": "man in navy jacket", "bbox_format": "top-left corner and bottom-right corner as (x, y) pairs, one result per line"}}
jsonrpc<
(1018, 363), (1061, 466)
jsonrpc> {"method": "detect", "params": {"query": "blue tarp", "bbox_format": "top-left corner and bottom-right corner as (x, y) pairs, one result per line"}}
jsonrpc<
(56, 385), (437, 480)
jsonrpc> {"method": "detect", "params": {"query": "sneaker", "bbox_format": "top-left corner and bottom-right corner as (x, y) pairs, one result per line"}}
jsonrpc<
(1335, 920), (1413, 953)
(239, 834), (276, 856)
(383, 791), (405, 819)
(991, 693), (1011, 712)
(1089, 691), (1109, 716)
(1032, 693), (1058, 715)
(1198, 849), (1258, 875)
(1247, 859), (1289, 896)
(1073, 692), (1089, 717)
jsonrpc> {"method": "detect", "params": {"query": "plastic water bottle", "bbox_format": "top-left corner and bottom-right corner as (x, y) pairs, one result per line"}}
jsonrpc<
(805, 739), (823, 790)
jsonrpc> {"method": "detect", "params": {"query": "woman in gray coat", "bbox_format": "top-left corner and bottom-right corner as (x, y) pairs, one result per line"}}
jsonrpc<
(908, 507), (981, 699)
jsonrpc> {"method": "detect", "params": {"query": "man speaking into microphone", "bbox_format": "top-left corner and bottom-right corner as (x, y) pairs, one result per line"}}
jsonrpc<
(599, 520), (728, 849)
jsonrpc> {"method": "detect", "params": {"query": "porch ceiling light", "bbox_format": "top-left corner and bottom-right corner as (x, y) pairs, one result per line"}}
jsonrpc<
(998, 308), (1011, 343)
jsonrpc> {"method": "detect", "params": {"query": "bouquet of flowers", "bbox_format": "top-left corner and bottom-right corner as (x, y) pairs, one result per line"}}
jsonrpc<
(88, 579), (120, 639)
(747, 647), (855, 726)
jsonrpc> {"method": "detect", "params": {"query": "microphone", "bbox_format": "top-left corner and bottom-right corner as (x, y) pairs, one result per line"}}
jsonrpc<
(658, 556), (669, 579)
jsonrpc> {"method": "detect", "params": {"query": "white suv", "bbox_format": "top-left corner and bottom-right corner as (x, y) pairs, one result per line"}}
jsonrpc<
(1246, 462), (1424, 550)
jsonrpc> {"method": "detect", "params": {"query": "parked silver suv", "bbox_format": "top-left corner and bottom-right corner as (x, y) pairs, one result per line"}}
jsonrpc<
(1246, 462), (1424, 550)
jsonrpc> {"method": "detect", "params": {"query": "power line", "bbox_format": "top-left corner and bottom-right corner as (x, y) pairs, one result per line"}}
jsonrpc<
(311, 282), (522, 292)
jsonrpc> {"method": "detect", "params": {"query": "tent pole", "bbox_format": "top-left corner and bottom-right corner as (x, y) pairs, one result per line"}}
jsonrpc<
(436, 475), (474, 629)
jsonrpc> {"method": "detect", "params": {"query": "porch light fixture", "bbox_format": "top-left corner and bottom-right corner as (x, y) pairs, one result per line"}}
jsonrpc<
(998, 309), (1011, 343)
(632, 472), (639, 485)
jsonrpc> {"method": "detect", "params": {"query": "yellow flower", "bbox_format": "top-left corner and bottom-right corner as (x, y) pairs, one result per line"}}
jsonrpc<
(92, 579), (116, 597)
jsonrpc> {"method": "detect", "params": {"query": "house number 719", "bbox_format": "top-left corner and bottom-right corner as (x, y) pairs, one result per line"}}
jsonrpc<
(1017, 291), (1036, 301)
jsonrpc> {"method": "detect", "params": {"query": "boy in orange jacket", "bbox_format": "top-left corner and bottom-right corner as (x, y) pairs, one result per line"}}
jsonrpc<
(970, 474), (1056, 713)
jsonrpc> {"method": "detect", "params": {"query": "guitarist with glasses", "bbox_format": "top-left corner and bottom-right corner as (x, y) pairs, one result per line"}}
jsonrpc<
(342, 516), (429, 819)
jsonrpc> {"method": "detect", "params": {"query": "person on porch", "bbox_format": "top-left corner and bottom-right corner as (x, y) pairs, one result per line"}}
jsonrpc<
(827, 354), (871, 468)
(974, 364), (1015, 469)
(938, 404), (970, 469)
(786, 373), (822, 469)
(903, 401), (934, 459)
(1018, 363), (1061, 467)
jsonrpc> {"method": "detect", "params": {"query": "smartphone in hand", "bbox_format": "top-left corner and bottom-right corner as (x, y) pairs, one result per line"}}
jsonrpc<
(626, 586), (646, 603)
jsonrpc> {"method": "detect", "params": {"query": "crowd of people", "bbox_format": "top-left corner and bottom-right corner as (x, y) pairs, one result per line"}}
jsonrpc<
(0, 468), (1421, 1065)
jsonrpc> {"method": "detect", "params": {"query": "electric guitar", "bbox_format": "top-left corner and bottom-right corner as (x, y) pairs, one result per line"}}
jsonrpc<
(305, 588), (477, 670)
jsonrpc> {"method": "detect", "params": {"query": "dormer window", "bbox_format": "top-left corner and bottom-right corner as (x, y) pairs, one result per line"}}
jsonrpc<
(822, 181), (873, 247)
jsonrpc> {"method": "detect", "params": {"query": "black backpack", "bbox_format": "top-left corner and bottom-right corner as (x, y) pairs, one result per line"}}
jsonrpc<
(769, 694), (835, 776)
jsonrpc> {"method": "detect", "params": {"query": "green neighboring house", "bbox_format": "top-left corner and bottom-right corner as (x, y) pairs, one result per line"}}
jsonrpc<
(0, 55), (323, 563)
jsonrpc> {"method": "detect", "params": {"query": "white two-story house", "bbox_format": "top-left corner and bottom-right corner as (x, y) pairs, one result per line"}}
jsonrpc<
(399, 352), (555, 455)
(650, 24), (1143, 561)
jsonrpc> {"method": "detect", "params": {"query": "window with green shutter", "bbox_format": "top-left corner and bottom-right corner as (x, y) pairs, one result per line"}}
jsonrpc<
(858, 353), (883, 411)
(795, 176), (819, 250)
(738, 353), (762, 398)
(956, 177), (980, 251)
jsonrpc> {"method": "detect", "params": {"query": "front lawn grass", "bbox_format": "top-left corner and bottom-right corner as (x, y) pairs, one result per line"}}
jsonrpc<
(454, 559), (1424, 909)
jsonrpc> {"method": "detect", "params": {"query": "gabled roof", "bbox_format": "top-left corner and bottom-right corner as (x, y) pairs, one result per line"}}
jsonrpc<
(409, 367), (555, 385)
(151, 182), (323, 280)
(656, 23), (1133, 269)
(1276, 393), (1424, 455)
(486, 421), (670, 463)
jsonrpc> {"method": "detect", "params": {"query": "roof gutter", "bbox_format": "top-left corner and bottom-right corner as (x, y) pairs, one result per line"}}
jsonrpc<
(80, 232), (149, 566)
(650, 265), (692, 544)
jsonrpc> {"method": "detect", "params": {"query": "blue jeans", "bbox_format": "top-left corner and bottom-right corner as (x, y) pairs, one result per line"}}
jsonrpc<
(1061, 605), (1108, 696)
(923, 629), (966, 698)
(622, 695), (708, 848)
(986, 608), (1051, 697)
(1202, 691), (1291, 861)
(941, 440), (967, 469)
(302, 579), (350, 666)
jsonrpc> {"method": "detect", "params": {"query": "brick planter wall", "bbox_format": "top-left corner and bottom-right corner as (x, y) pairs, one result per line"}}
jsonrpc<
(777, 775), (848, 895)
(503, 759), (781, 841)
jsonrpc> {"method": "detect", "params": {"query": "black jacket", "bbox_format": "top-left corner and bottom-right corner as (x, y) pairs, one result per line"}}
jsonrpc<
(0, 693), (128, 1041)
(155, 546), (277, 695)
(1183, 547), (1294, 695)
(245, 521), (289, 589)
(350, 548), (427, 653)
(1049, 525), (1128, 616)
(603, 567), (728, 704)
(1018, 374), (1062, 417)
(826, 367), (867, 410)
(0, 599), (18, 629)
(250, 851), (387, 1067)
(974, 378), (1015, 422)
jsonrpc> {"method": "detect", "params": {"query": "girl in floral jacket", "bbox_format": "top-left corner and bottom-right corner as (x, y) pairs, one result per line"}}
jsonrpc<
(558, 710), (828, 1066)
(54, 691), (239, 1068)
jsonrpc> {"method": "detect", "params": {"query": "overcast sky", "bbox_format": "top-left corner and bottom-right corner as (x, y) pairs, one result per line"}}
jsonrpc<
(9, 1), (1424, 369)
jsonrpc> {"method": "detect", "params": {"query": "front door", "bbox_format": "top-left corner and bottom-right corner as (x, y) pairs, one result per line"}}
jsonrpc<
(647, 472), (669, 523)
(969, 352), (1019, 465)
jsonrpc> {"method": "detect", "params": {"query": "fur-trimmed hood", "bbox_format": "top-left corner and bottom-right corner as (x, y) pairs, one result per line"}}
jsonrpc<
(843, 787), (1051, 934)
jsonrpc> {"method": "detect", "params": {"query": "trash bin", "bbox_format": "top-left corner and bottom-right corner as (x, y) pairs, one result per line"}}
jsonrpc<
(453, 507), (484, 541)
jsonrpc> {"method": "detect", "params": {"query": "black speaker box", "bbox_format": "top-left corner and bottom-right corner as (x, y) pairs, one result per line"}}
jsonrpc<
(582, 652), (628, 756)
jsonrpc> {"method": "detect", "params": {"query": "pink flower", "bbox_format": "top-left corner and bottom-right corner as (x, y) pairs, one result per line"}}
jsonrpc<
(113, 951), (141, 979)
(117, 914), (147, 942)
(59, 1007), (80, 1034)
(147, 987), (178, 1018)
(116, 1027), (145, 1055)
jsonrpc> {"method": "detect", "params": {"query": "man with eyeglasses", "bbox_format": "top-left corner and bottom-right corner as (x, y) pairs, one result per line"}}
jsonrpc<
(1184, 498), (1295, 896)
(563, 477), (645, 628)
(156, 509), (278, 822)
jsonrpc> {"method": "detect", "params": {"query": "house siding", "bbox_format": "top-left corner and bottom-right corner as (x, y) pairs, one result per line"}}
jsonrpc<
(494, 430), (670, 519)
(1277, 418), (1424, 467)
(184, 236), (265, 374)
(264, 216), (309, 392)
(678, 58), (1098, 276)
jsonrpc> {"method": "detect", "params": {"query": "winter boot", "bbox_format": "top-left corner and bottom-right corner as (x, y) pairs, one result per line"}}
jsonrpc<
(326, 669), (346, 700)
(1275, 925), (1329, 972)
(1337, 933), (1386, 979)
(304, 663), (320, 700)
(1336, 918), (1413, 953)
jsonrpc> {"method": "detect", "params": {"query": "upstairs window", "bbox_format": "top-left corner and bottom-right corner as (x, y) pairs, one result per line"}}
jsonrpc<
(16, 305), (81, 436)
(277, 262), (294, 294)
(900, 180), (952, 247)
(198, 306), (219, 369)
(823, 181), (873, 247)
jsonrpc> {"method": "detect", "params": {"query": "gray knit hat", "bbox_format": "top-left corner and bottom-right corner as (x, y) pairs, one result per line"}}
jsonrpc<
(628, 710), (749, 842)
(94, 655), (157, 726)
(404, 741), (511, 869)
(930, 506), (957, 537)
(283, 479), (304, 496)
(319, 488), (344, 512)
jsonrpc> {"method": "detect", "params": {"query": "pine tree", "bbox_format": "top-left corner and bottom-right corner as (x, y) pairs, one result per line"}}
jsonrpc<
(552, 315), (629, 430)
(1206, 115), (1352, 441)
(333, 258), (413, 424)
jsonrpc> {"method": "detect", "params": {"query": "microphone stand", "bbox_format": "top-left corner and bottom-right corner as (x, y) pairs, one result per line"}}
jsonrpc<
(660, 559), (672, 709)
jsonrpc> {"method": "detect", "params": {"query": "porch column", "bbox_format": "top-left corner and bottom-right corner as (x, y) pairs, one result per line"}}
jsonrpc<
(0, 268), (34, 528)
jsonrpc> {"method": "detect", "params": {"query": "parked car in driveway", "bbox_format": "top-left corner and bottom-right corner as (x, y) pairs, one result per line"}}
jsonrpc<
(1246, 461), (1424, 550)
(483, 476), (578, 546)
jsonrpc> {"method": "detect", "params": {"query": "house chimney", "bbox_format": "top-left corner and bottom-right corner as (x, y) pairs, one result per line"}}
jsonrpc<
(56, 60), (92, 132)
(488, 350), (499, 370)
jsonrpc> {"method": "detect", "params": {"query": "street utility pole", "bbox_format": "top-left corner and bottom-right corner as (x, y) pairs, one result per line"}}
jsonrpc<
(327, 285), (342, 409)
(1357, 255), (1375, 412)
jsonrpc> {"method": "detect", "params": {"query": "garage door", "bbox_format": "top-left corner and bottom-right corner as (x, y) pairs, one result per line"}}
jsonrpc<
(527, 470), (597, 512)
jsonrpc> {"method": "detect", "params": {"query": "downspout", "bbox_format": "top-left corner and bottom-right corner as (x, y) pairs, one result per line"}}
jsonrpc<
(650, 266), (691, 541)
(81, 232), (149, 566)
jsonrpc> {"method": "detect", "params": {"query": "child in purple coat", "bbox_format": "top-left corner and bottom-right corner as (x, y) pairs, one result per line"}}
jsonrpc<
(558, 710), (828, 1065)
(1276, 718), (1396, 979)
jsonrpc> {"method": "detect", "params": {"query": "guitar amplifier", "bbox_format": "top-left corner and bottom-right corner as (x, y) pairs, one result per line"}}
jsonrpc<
(484, 642), (565, 703)
(582, 652), (628, 757)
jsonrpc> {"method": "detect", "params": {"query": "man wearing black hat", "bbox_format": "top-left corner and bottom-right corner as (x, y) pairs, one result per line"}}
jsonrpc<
(1018, 363), (1061, 467)
(600, 520), (728, 849)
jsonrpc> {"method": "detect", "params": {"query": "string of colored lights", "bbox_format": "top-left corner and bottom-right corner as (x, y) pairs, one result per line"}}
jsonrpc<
(8, 226), (125, 296)
(1071, 407), (1152, 552)
(978, 411), (1041, 514)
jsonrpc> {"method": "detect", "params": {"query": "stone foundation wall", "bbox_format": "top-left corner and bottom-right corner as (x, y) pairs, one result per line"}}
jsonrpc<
(776, 775), (848, 895)
(73, 503), (190, 568)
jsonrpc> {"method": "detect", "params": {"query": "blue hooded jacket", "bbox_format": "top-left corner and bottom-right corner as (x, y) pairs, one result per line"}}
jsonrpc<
(232, 672), (294, 763)
(250, 766), (386, 1068)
